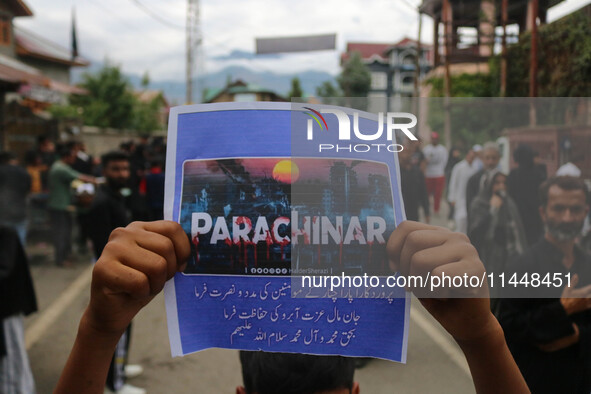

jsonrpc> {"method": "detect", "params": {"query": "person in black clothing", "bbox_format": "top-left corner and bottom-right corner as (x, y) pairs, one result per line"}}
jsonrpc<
(0, 225), (37, 393)
(86, 151), (144, 394)
(444, 147), (462, 221)
(87, 151), (132, 258)
(399, 143), (430, 222)
(469, 172), (527, 313)
(498, 176), (591, 394)
(145, 159), (165, 221)
(0, 152), (31, 246)
(465, 142), (500, 227)
(507, 144), (546, 246)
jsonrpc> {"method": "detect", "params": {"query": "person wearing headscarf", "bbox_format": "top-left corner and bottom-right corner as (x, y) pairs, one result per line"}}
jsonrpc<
(507, 144), (546, 246)
(469, 171), (527, 313)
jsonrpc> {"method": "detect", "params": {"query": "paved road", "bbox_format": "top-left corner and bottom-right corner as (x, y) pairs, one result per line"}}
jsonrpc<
(24, 206), (476, 393)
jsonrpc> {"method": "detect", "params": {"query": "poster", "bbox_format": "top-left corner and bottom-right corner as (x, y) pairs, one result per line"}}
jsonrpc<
(164, 102), (410, 362)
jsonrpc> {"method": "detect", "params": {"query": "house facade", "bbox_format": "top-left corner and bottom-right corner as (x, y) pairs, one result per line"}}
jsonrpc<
(342, 38), (432, 112)
(0, 0), (88, 153)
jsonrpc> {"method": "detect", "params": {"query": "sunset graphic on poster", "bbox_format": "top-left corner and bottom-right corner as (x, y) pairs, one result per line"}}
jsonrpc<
(272, 159), (300, 184)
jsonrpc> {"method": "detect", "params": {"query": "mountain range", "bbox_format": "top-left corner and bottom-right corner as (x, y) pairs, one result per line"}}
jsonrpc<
(72, 63), (337, 105)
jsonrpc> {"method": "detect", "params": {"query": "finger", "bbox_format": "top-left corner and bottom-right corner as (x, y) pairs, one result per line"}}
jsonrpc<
(93, 257), (151, 300)
(134, 229), (178, 280)
(571, 274), (579, 289)
(432, 258), (488, 298)
(399, 230), (467, 278)
(387, 221), (449, 272)
(408, 240), (479, 280)
(133, 221), (191, 269)
(101, 237), (169, 295)
(574, 284), (591, 298)
(122, 246), (170, 295)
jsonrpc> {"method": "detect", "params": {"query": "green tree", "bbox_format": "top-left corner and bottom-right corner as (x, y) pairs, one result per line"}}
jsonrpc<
(337, 52), (371, 97)
(288, 77), (303, 98)
(141, 71), (150, 89)
(315, 80), (340, 98)
(132, 93), (164, 133)
(70, 63), (136, 129)
(490, 9), (591, 97)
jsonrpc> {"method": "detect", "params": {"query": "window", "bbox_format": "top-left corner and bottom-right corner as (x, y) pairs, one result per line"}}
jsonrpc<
(370, 72), (387, 90)
(402, 75), (414, 85)
(0, 17), (11, 46)
(402, 55), (415, 66)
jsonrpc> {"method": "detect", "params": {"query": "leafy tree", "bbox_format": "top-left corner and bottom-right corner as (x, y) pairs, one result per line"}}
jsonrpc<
(490, 10), (591, 97)
(288, 77), (303, 98)
(132, 93), (164, 133)
(315, 80), (341, 98)
(48, 104), (80, 119)
(141, 71), (150, 89)
(427, 73), (494, 97)
(70, 63), (136, 129)
(337, 52), (371, 97)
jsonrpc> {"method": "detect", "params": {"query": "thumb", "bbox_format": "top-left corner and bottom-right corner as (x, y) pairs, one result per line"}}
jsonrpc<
(571, 274), (579, 289)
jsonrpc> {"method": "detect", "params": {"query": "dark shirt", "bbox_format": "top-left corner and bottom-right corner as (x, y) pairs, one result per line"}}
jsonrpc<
(0, 226), (37, 356)
(507, 165), (545, 246)
(145, 171), (165, 210)
(400, 164), (429, 221)
(0, 164), (31, 222)
(465, 169), (485, 223)
(497, 238), (591, 394)
(87, 184), (131, 257)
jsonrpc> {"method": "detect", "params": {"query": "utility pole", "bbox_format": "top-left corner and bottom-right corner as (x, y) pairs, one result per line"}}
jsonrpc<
(414, 11), (422, 98)
(186, 0), (202, 104)
(529, 0), (538, 98)
(442, 0), (452, 148)
(529, 0), (538, 126)
(500, 0), (508, 97)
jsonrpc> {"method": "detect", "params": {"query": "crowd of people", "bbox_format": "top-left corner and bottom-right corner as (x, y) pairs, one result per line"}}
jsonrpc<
(1, 130), (590, 393)
(0, 134), (167, 394)
(401, 132), (591, 393)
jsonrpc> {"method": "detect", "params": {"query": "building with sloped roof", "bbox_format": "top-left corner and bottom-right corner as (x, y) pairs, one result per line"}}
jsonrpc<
(341, 38), (432, 111)
(0, 0), (89, 153)
(204, 79), (287, 103)
(14, 25), (88, 85)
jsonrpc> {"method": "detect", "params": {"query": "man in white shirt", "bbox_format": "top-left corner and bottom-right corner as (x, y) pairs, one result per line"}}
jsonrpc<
(448, 149), (478, 234)
(423, 132), (449, 215)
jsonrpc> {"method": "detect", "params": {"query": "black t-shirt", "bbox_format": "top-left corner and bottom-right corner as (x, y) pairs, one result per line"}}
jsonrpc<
(498, 239), (591, 394)
(0, 164), (31, 222)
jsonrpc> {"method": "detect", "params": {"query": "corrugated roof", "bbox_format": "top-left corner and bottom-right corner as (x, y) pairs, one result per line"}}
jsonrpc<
(49, 79), (87, 95)
(0, 53), (87, 97)
(0, 53), (47, 85)
(14, 26), (89, 67)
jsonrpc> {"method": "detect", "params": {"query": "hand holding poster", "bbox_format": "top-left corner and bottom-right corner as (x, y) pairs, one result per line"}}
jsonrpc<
(164, 102), (410, 361)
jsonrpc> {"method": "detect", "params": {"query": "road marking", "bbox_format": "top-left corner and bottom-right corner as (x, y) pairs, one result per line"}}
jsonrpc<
(410, 300), (471, 377)
(25, 265), (94, 350)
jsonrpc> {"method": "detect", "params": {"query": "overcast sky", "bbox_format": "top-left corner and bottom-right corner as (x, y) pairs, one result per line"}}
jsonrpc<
(14, 0), (591, 82)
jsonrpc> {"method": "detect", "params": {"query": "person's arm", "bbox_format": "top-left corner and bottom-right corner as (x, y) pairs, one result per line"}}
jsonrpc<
(498, 274), (591, 351)
(54, 221), (191, 394)
(387, 221), (529, 394)
(65, 164), (95, 184)
(78, 173), (96, 183)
